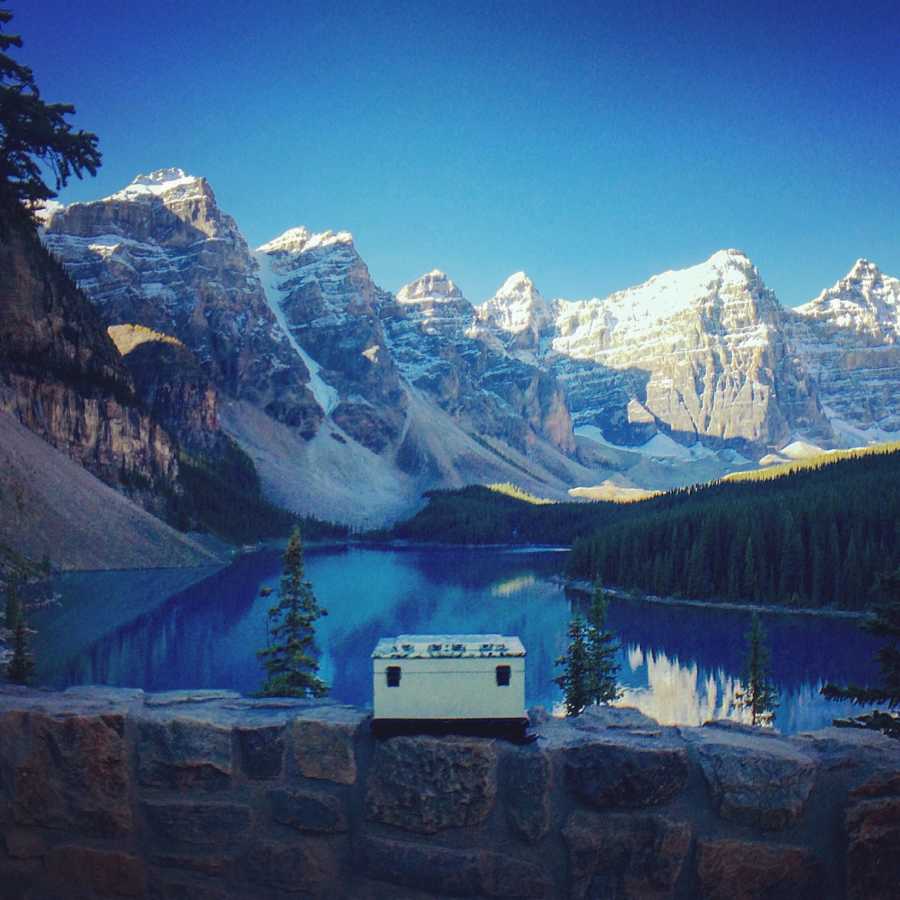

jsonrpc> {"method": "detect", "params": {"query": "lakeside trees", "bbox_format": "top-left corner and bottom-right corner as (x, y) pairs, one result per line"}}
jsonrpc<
(822, 568), (900, 736)
(733, 614), (778, 727)
(256, 527), (328, 698)
(555, 584), (621, 716)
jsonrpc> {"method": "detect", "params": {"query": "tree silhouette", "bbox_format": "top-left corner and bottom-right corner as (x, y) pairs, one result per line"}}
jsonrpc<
(555, 613), (589, 716)
(734, 613), (777, 727)
(584, 584), (621, 705)
(0, 5), (100, 220)
(256, 527), (328, 698)
(822, 568), (900, 736)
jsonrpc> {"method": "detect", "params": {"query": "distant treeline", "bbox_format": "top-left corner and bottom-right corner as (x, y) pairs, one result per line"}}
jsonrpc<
(384, 447), (900, 610)
(573, 446), (900, 610)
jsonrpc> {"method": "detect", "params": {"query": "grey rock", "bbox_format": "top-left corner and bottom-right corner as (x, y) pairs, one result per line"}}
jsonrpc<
(141, 799), (252, 847)
(291, 707), (365, 785)
(502, 747), (552, 843)
(365, 735), (497, 834)
(693, 730), (817, 829)
(564, 736), (689, 808)
(135, 716), (232, 790)
(562, 810), (692, 900)
(237, 724), (285, 780)
(269, 787), (348, 833)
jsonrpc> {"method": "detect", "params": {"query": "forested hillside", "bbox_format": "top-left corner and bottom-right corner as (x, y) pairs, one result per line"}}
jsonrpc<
(385, 447), (900, 610)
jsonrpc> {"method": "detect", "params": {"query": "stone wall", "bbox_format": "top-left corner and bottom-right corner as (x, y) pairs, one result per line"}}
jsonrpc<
(0, 686), (898, 900)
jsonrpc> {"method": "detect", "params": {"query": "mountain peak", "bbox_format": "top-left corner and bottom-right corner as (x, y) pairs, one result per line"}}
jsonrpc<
(397, 270), (464, 303)
(257, 227), (354, 255)
(109, 168), (204, 201)
(847, 258), (881, 280)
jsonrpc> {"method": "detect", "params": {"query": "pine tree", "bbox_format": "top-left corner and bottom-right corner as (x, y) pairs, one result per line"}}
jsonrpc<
(555, 614), (590, 716)
(584, 584), (622, 705)
(0, 6), (101, 220)
(6, 603), (34, 685)
(734, 614), (778, 727)
(256, 527), (328, 698)
(822, 568), (900, 726)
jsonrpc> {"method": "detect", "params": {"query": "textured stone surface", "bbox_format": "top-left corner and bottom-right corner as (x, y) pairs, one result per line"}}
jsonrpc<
(142, 800), (252, 847)
(502, 747), (553, 843)
(694, 731), (817, 829)
(291, 708), (364, 785)
(2, 826), (46, 859)
(564, 737), (689, 808)
(46, 845), (147, 897)
(695, 839), (822, 900)
(563, 810), (692, 900)
(269, 787), (348, 833)
(360, 834), (551, 898)
(5, 711), (132, 836)
(237, 724), (285, 780)
(845, 775), (900, 900)
(136, 716), (233, 790)
(366, 735), (498, 834)
(242, 839), (342, 897)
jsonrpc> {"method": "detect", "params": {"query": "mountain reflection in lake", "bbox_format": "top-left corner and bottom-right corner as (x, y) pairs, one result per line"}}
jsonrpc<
(31, 546), (881, 734)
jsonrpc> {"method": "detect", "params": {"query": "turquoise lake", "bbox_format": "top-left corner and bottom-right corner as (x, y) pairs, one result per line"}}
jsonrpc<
(30, 545), (881, 734)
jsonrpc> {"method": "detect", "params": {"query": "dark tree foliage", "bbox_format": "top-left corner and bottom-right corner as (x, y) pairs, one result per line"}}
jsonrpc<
(554, 614), (590, 716)
(382, 446), (900, 613)
(567, 446), (900, 611)
(0, 5), (100, 220)
(257, 527), (328, 698)
(584, 584), (622, 706)
(734, 613), (777, 727)
(822, 568), (900, 721)
(555, 583), (622, 716)
(6, 601), (34, 684)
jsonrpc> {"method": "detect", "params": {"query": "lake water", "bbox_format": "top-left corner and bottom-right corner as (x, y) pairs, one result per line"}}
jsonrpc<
(30, 545), (881, 734)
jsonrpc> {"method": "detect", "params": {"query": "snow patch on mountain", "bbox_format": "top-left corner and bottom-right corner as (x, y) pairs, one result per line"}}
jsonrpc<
(108, 167), (204, 201)
(254, 251), (339, 415)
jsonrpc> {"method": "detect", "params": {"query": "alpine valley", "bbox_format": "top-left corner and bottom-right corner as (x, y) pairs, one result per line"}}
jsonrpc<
(23, 167), (900, 533)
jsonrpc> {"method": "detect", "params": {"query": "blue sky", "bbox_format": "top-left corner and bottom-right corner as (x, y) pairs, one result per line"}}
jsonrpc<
(12, 0), (900, 305)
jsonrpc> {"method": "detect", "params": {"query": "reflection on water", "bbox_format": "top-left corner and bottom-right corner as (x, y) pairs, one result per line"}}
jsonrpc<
(29, 547), (882, 734)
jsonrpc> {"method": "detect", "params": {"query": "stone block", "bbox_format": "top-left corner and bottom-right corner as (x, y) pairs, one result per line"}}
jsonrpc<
(142, 799), (252, 847)
(563, 810), (692, 900)
(7, 711), (132, 836)
(136, 716), (232, 790)
(360, 835), (550, 898)
(270, 787), (348, 833)
(695, 839), (822, 900)
(365, 735), (497, 834)
(564, 739), (689, 808)
(846, 792), (900, 900)
(237, 724), (284, 780)
(46, 845), (146, 897)
(151, 852), (232, 877)
(242, 838), (341, 895)
(501, 747), (552, 843)
(3, 826), (46, 859)
(291, 708), (364, 785)
(695, 736), (817, 830)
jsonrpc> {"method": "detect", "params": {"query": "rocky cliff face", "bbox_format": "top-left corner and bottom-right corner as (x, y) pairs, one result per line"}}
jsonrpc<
(39, 168), (900, 521)
(790, 259), (900, 437)
(43, 169), (322, 438)
(477, 252), (830, 450)
(385, 270), (575, 455)
(0, 219), (180, 509)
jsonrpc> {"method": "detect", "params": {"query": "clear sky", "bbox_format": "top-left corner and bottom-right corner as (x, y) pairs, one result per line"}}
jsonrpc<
(11, 0), (900, 306)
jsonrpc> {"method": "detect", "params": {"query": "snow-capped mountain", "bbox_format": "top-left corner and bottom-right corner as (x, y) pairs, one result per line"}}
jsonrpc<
(474, 250), (829, 449)
(789, 260), (900, 437)
(42, 168), (323, 437)
(38, 167), (900, 523)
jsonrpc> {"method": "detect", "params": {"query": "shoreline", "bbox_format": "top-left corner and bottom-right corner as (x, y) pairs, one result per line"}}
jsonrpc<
(559, 578), (870, 620)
